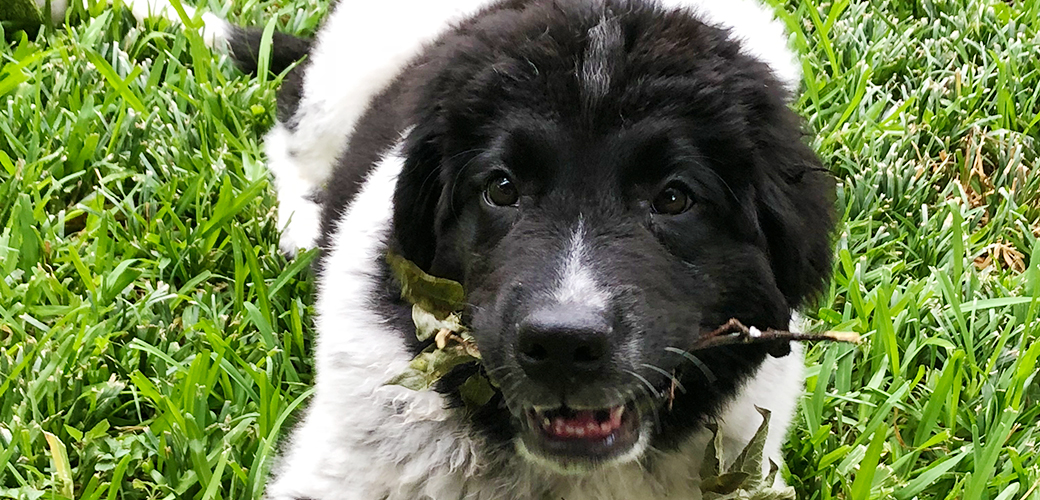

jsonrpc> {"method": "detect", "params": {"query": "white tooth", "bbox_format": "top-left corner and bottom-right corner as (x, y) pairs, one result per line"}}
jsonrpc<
(575, 427), (585, 437)
(542, 417), (551, 429)
(601, 423), (613, 434)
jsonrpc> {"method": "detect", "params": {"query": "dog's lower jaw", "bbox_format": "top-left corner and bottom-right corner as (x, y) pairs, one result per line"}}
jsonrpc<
(515, 419), (653, 475)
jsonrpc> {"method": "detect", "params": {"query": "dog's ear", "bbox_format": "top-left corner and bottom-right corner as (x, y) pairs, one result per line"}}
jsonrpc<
(391, 119), (445, 271)
(755, 122), (836, 310)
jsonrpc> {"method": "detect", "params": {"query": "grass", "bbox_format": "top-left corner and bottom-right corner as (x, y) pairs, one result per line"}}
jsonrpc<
(0, 0), (1037, 498)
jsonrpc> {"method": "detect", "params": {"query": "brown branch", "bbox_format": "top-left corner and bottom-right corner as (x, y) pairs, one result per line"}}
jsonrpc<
(664, 319), (860, 409)
(688, 318), (861, 352)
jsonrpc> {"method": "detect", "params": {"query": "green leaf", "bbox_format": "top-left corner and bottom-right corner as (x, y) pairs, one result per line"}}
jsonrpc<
(387, 252), (466, 316)
(43, 431), (73, 498)
(385, 345), (478, 391)
(702, 472), (752, 494)
(700, 423), (725, 478)
(748, 486), (796, 500)
(459, 373), (495, 408)
(702, 409), (793, 499)
(384, 254), (492, 408)
(850, 425), (888, 500)
(412, 304), (466, 342)
(731, 407), (772, 483)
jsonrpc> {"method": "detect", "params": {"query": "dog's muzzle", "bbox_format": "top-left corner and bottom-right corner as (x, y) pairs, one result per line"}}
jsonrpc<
(510, 303), (645, 470)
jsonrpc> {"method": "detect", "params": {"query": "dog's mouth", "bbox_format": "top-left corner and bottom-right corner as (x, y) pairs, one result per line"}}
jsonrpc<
(519, 401), (642, 470)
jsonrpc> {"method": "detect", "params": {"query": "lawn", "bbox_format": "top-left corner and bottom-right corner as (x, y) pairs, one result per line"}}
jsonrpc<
(0, 0), (1038, 499)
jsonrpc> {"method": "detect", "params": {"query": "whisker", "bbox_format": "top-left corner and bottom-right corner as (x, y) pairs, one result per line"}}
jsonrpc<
(664, 346), (717, 384)
(501, 378), (525, 410)
(484, 365), (511, 376)
(623, 381), (661, 430)
(639, 363), (686, 394)
(623, 369), (662, 400)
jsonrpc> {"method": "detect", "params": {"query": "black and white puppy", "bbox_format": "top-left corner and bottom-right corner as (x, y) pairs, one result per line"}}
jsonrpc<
(137, 0), (835, 497)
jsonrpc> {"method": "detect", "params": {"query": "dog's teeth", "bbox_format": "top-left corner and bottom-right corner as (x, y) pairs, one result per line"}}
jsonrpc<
(574, 427), (585, 437)
(600, 422), (613, 434)
(542, 417), (551, 429)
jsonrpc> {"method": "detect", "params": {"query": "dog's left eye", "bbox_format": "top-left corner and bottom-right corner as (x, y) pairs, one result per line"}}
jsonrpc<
(485, 175), (520, 207)
(651, 184), (693, 215)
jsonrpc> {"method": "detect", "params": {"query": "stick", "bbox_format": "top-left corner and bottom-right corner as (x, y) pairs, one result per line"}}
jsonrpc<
(688, 318), (861, 352)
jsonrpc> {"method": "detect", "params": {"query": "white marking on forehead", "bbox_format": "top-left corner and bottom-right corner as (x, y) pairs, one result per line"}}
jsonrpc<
(581, 15), (623, 108)
(553, 218), (610, 310)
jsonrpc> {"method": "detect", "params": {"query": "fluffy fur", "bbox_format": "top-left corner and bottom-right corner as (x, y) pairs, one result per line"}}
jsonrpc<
(129, 0), (835, 498)
(264, 144), (807, 499)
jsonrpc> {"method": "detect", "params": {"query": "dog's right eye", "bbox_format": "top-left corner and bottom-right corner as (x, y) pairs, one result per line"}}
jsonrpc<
(485, 175), (520, 207)
(651, 184), (693, 215)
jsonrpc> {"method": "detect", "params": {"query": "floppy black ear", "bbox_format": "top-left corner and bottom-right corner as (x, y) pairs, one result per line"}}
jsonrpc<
(755, 134), (836, 310)
(390, 120), (445, 272)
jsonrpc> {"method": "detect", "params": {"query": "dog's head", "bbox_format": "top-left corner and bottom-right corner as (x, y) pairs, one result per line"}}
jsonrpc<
(389, 1), (834, 473)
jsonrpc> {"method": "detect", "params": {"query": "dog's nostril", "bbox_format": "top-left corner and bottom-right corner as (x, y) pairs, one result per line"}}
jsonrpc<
(572, 344), (602, 363)
(521, 342), (550, 362)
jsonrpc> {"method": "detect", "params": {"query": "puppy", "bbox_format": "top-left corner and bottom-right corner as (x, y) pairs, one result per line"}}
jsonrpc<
(135, 0), (835, 498)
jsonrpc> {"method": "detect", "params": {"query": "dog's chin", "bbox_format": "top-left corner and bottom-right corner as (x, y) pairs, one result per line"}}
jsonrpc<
(514, 401), (651, 474)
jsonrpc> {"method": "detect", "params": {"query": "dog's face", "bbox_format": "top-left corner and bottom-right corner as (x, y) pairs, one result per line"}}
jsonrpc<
(392, 2), (833, 473)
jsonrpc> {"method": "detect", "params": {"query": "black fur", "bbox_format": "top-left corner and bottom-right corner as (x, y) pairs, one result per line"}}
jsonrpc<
(227, 26), (312, 75)
(227, 26), (312, 123)
(305, 0), (833, 467)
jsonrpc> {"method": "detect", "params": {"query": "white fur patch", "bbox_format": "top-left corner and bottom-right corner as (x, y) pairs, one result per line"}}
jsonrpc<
(263, 124), (323, 253)
(552, 219), (610, 310)
(265, 138), (476, 499)
(260, 0), (493, 253)
(581, 15), (623, 107)
(35, 0), (68, 24)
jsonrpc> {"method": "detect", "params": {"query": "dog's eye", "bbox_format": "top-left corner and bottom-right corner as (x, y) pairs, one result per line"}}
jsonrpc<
(651, 185), (693, 215)
(485, 175), (520, 207)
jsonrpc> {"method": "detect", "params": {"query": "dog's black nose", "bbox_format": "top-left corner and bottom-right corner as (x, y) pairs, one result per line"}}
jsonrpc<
(517, 305), (612, 382)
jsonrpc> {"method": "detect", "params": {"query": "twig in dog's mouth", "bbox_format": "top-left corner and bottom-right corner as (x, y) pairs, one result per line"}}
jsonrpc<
(663, 318), (860, 411)
(689, 318), (861, 352)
